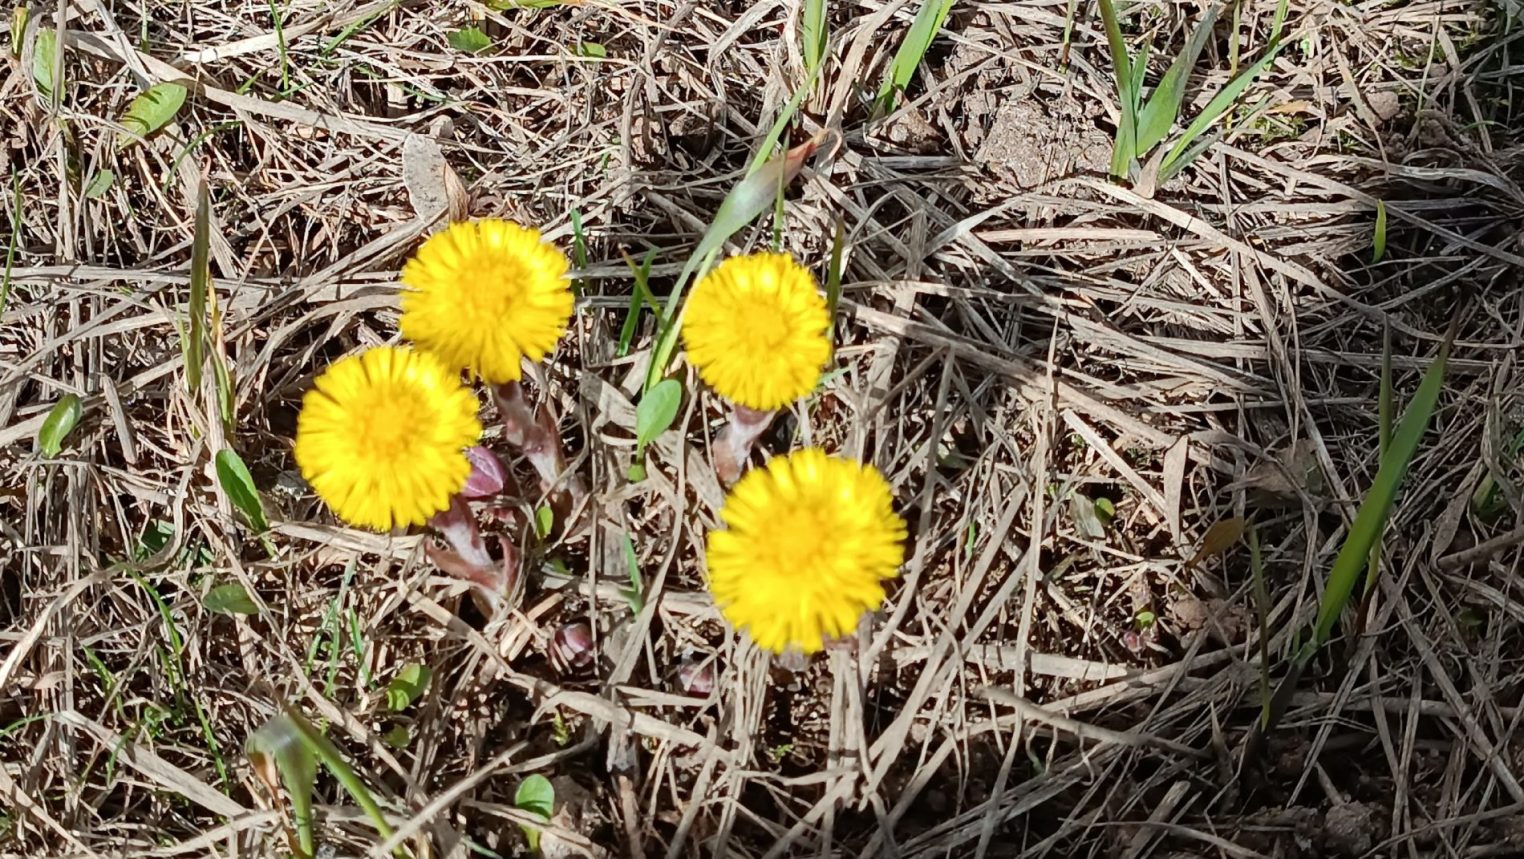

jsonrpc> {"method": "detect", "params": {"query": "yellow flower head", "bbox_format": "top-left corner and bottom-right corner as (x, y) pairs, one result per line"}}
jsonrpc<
(294, 346), (482, 531)
(399, 219), (574, 383)
(705, 448), (907, 654)
(681, 252), (831, 412)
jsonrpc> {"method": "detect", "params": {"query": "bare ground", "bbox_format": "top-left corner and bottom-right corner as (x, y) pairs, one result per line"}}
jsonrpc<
(5, 0), (1524, 857)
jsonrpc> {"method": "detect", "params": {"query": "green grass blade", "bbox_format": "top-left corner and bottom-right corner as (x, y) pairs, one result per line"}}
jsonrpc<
(1372, 200), (1388, 264)
(1134, 4), (1220, 155)
(1096, 0), (1137, 176)
(1270, 0), (1290, 42)
(617, 250), (657, 358)
(1363, 321), (1393, 600)
(1, 172), (20, 314)
(1158, 43), (1282, 177)
(801, 0), (827, 79)
(642, 113), (820, 393)
(1311, 320), (1456, 651)
(185, 183), (210, 394)
(872, 0), (955, 118)
(825, 217), (845, 347)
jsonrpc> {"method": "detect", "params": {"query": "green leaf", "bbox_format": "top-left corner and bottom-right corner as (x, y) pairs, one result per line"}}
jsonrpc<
(1158, 43), (1283, 178)
(1372, 200), (1388, 263)
(385, 663), (432, 711)
(248, 714), (318, 859)
(515, 773), (555, 817)
(204, 582), (259, 615)
(1134, 5), (1220, 156)
(32, 27), (59, 102)
(873, 0), (956, 117)
(83, 169), (115, 199)
(448, 26), (492, 54)
(635, 379), (683, 458)
(514, 773), (555, 851)
(621, 534), (643, 614)
(1094, 496), (1116, 524)
(534, 505), (554, 540)
(801, 0), (827, 78)
(215, 449), (268, 533)
(249, 708), (399, 859)
(383, 725), (410, 749)
(117, 83), (187, 149)
(575, 41), (607, 58)
(37, 393), (81, 457)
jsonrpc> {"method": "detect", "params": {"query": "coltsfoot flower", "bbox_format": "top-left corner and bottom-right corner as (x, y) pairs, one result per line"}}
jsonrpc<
(294, 346), (481, 530)
(705, 448), (907, 654)
(400, 219), (574, 383)
(681, 252), (830, 412)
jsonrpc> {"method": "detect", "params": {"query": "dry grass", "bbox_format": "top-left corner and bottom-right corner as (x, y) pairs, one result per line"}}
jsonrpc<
(5, 0), (1524, 856)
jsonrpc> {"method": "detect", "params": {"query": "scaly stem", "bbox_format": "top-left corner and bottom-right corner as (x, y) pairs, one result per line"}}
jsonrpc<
(715, 404), (774, 484)
(490, 381), (585, 506)
(427, 496), (516, 604)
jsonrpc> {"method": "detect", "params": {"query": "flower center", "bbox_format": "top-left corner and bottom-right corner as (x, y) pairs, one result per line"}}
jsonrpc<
(763, 505), (834, 576)
(734, 298), (793, 353)
(351, 386), (426, 461)
(480, 258), (529, 317)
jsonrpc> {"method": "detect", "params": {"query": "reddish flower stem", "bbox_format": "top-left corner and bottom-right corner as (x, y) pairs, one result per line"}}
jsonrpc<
(426, 495), (518, 605)
(715, 405), (774, 484)
(490, 381), (586, 510)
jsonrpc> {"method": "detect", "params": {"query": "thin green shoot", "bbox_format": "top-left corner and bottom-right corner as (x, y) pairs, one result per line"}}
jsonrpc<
(1363, 321), (1392, 601)
(616, 249), (658, 358)
(1158, 45), (1283, 179)
(824, 217), (844, 348)
(348, 608), (370, 688)
(1308, 318), (1454, 652)
(1372, 200), (1388, 263)
(184, 183), (210, 395)
(323, 0), (399, 57)
(268, 0), (291, 93)
(1256, 311), (1458, 741)
(1133, 5), (1220, 158)
(1100, 0), (1292, 181)
(2, 168), (21, 314)
(873, 0), (956, 118)
(1096, 0), (1136, 176)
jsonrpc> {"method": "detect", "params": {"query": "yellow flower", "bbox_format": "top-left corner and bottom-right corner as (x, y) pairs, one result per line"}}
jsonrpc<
(705, 448), (907, 654)
(294, 346), (482, 531)
(399, 219), (574, 383)
(681, 252), (831, 412)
